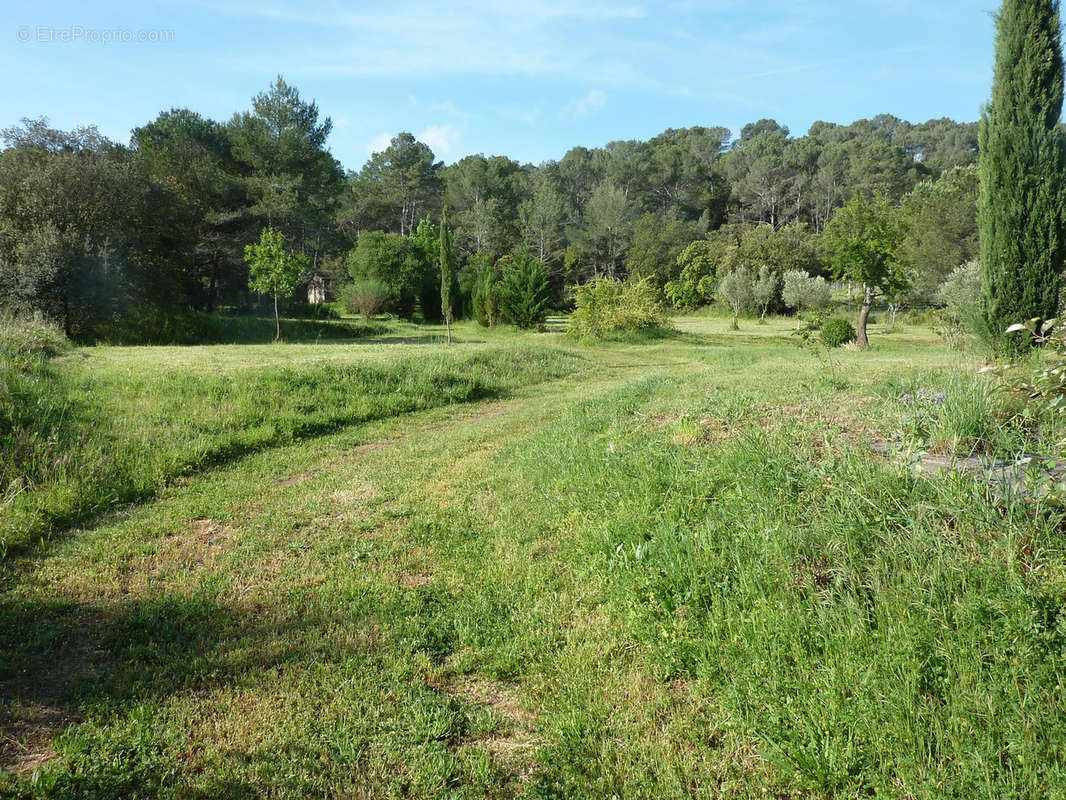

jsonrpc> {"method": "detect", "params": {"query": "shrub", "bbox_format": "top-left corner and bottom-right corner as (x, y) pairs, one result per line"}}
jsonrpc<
(782, 270), (832, 311)
(717, 268), (753, 330)
(342, 279), (390, 320)
(752, 265), (780, 318)
(498, 250), (552, 329)
(567, 277), (668, 339)
(471, 255), (503, 328)
(820, 317), (857, 348)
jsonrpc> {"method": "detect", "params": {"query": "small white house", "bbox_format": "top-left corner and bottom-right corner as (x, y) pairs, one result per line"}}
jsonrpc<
(307, 274), (327, 304)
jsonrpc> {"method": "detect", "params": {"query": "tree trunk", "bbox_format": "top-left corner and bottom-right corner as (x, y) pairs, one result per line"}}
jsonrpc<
(857, 285), (874, 349)
(274, 292), (281, 342)
(208, 258), (218, 313)
(445, 315), (452, 344)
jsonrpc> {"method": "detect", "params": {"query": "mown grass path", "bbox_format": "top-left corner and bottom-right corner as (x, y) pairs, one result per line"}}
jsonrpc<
(4, 321), (1065, 798)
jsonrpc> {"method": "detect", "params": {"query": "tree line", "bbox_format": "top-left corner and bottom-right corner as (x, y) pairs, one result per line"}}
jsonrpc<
(0, 74), (982, 340)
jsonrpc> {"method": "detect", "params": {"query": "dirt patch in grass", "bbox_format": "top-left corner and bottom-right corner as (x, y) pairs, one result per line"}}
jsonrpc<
(329, 486), (378, 506)
(273, 472), (318, 487)
(429, 674), (539, 779)
(397, 572), (434, 588)
(139, 518), (236, 578)
(0, 702), (64, 775)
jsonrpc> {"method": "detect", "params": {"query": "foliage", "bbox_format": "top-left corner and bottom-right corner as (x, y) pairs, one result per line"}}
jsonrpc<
(471, 253), (503, 327)
(567, 277), (668, 339)
(245, 226), (307, 341)
(89, 309), (381, 346)
(342, 279), (390, 320)
(823, 193), (907, 294)
(625, 213), (705, 288)
(1000, 317), (1066, 416)
(346, 230), (418, 318)
(409, 217), (442, 321)
(823, 192), (907, 347)
(498, 249), (552, 329)
(227, 75), (344, 261)
(347, 132), (441, 236)
(0, 118), (147, 337)
(899, 166), (979, 304)
(781, 270), (831, 312)
(933, 259), (983, 346)
(717, 267), (753, 330)
(751, 265), (779, 318)
(519, 172), (567, 267)
(0, 89), (984, 343)
(979, 0), (1066, 354)
(819, 316), (857, 348)
(569, 183), (635, 279)
(664, 223), (820, 311)
(284, 300), (340, 320)
(665, 239), (723, 309)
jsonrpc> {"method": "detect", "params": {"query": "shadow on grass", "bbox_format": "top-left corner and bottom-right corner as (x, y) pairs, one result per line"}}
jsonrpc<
(0, 592), (380, 793)
(88, 315), (389, 346)
(1, 377), (505, 565)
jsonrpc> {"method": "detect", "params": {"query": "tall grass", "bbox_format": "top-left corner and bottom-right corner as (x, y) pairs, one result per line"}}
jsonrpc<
(0, 343), (585, 557)
(498, 377), (1066, 796)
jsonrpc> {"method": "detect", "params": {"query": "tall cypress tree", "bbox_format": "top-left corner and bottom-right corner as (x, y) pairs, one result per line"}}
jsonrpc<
(439, 206), (456, 344)
(979, 0), (1066, 353)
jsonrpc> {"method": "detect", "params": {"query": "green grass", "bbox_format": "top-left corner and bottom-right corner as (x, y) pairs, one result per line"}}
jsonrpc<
(2, 316), (1066, 798)
(0, 321), (588, 556)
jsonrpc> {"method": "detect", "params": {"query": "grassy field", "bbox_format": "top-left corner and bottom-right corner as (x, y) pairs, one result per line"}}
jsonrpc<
(2, 316), (1066, 798)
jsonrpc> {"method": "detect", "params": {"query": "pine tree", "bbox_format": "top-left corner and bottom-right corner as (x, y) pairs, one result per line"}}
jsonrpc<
(979, 0), (1066, 353)
(439, 206), (456, 344)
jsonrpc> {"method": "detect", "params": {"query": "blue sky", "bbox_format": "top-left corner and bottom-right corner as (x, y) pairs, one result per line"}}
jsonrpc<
(2, 1), (998, 169)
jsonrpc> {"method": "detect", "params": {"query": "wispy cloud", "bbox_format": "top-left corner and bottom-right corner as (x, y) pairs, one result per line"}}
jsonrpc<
(418, 124), (462, 159)
(366, 131), (393, 156)
(570, 90), (607, 118)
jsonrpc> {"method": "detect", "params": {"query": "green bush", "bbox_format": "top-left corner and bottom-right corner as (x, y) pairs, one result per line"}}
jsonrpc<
(567, 277), (669, 340)
(341, 279), (390, 320)
(820, 316), (856, 348)
(498, 250), (552, 329)
(471, 254), (504, 327)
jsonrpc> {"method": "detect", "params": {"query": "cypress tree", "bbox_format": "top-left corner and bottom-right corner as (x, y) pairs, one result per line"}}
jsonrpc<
(979, 0), (1066, 353)
(439, 206), (456, 344)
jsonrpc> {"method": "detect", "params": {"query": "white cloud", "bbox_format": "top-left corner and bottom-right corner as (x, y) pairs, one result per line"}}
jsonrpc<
(198, 0), (662, 89)
(366, 131), (393, 156)
(418, 124), (462, 159)
(571, 90), (607, 117)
